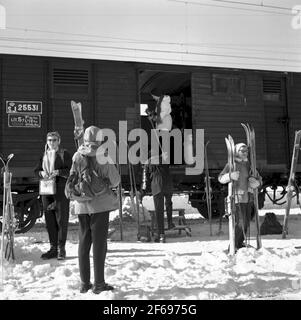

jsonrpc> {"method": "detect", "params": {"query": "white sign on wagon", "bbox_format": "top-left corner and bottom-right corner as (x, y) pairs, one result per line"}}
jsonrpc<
(6, 101), (42, 114)
(8, 114), (41, 128)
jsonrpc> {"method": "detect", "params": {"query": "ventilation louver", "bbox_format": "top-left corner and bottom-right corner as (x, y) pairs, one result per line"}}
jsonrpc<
(52, 68), (89, 96)
(263, 79), (282, 101)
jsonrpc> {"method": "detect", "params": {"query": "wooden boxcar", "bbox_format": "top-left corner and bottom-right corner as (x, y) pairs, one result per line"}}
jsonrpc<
(1, 54), (301, 221)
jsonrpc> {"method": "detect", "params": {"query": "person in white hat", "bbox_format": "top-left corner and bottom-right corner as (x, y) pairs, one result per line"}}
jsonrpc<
(70, 126), (120, 294)
(218, 142), (261, 250)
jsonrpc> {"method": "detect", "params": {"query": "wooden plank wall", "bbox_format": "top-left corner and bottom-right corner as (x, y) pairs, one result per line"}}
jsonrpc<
(191, 71), (266, 170)
(0, 55), (46, 176)
(1, 54), (299, 180)
(96, 61), (137, 134)
(287, 73), (301, 165)
(0, 56), (138, 178)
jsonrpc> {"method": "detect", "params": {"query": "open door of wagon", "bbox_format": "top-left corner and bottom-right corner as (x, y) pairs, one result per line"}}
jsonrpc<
(138, 69), (193, 173)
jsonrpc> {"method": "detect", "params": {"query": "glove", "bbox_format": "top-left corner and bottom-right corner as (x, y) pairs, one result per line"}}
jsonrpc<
(40, 171), (48, 178)
(230, 171), (240, 181)
(248, 176), (260, 189)
(48, 170), (59, 179)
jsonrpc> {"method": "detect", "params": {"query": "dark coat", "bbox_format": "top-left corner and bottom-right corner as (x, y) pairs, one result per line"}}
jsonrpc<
(34, 148), (72, 199)
(144, 155), (173, 196)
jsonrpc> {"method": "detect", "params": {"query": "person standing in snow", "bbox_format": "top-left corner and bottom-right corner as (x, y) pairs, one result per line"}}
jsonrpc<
(144, 94), (175, 235)
(34, 131), (72, 260)
(70, 126), (120, 294)
(142, 147), (173, 243)
(218, 143), (261, 250)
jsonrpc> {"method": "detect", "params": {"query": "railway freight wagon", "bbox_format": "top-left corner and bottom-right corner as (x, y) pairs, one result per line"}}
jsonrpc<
(139, 63), (301, 218)
(1, 54), (301, 228)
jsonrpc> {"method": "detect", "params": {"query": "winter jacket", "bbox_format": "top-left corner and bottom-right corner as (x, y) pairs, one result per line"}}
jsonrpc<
(34, 148), (72, 205)
(34, 148), (72, 186)
(218, 159), (261, 204)
(70, 144), (120, 215)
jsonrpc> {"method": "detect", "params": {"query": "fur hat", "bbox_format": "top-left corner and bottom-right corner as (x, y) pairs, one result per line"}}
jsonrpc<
(83, 126), (103, 145)
(235, 143), (248, 156)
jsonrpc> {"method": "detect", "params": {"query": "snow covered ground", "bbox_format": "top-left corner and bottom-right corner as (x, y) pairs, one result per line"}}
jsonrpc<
(1, 194), (301, 300)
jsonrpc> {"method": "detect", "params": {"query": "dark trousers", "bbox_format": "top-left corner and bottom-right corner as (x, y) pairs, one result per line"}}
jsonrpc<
(42, 191), (69, 249)
(153, 191), (173, 235)
(234, 202), (252, 249)
(153, 192), (165, 235)
(164, 192), (173, 224)
(78, 212), (109, 286)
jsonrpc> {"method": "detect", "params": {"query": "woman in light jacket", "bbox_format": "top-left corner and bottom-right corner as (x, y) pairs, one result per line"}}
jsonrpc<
(70, 126), (120, 294)
(34, 131), (72, 260)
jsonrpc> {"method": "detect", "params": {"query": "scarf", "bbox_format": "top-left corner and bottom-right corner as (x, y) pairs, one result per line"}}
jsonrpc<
(234, 157), (248, 162)
(42, 144), (58, 176)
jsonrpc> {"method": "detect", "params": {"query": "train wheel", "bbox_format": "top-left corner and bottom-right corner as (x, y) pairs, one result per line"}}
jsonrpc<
(261, 185), (286, 206)
(15, 197), (41, 234)
(0, 197), (41, 234)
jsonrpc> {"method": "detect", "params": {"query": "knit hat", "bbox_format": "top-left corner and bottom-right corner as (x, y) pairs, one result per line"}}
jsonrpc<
(235, 143), (248, 156)
(83, 126), (103, 145)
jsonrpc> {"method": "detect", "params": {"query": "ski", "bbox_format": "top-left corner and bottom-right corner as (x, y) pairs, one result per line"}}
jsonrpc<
(204, 141), (212, 236)
(1, 153), (16, 283)
(127, 160), (140, 240)
(241, 123), (262, 249)
(71, 100), (85, 148)
(111, 140), (124, 241)
(116, 152), (124, 241)
(225, 135), (236, 255)
(282, 130), (301, 239)
(131, 163), (142, 241)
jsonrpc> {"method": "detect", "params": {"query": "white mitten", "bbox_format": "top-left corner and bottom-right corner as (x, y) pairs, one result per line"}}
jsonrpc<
(40, 171), (48, 178)
(230, 171), (240, 181)
(248, 176), (260, 189)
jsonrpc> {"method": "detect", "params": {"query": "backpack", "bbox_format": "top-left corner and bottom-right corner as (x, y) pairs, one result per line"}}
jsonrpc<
(64, 154), (108, 202)
(137, 225), (151, 242)
(260, 212), (283, 235)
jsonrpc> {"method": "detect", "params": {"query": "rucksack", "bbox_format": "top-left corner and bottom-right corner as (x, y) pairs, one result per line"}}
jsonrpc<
(260, 212), (283, 235)
(64, 154), (108, 202)
(137, 225), (151, 242)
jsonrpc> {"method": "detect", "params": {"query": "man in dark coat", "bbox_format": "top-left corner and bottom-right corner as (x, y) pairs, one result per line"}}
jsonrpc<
(142, 148), (174, 243)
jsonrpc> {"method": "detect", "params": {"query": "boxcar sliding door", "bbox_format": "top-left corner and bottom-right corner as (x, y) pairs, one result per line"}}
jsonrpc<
(263, 76), (289, 169)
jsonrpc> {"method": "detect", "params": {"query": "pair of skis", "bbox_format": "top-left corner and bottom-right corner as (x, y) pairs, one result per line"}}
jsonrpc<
(127, 152), (142, 241)
(241, 123), (262, 250)
(204, 141), (212, 236)
(71, 100), (85, 148)
(225, 135), (236, 255)
(1, 154), (16, 284)
(225, 124), (262, 255)
(282, 130), (301, 239)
